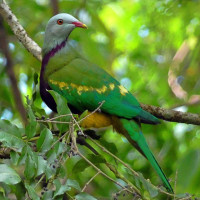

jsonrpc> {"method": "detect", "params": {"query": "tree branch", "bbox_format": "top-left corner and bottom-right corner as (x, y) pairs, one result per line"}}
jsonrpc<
(1, 0), (200, 125)
(0, 15), (27, 124)
(141, 103), (200, 125)
(0, 0), (42, 61)
(50, 0), (59, 16)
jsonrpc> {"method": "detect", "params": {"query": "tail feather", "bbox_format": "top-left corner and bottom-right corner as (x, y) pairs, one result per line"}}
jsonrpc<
(117, 118), (173, 193)
(136, 109), (161, 125)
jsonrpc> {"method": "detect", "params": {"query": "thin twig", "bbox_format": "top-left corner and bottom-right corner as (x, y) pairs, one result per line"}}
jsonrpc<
(69, 122), (141, 196)
(69, 121), (78, 153)
(66, 192), (75, 200)
(88, 136), (176, 197)
(105, 162), (141, 195)
(71, 114), (85, 136)
(81, 172), (100, 192)
(88, 137), (139, 177)
(35, 174), (45, 189)
(50, 131), (69, 149)
(47, 114), (72, 121)
(174, 170), (178, 200)
(37, 119), (71, 124)
(77, 150), (137, 196)
(78, 101), (105, 123)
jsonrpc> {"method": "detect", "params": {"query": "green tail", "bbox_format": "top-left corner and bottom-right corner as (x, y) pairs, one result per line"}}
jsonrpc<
(120, 118), (173, 193)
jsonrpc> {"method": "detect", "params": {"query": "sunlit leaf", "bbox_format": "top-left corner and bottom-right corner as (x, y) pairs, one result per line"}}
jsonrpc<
(100, 138), (118, 154)
(24, 182), (40, 200)
(48, 90), (71, 132)
(36, 128), (53, 153)
(10, 151), (20, 165)
(0, 130), (25, 152)
(53, 179), (71, 198)
(41, 190), (53, 200)
(73, 154), (106, 173)
(25, 105), (37, 139)
(79, 110), (89, 121)
(75, 192), (97, 200)
(0, 186), (5, 196)
(138, 173), (158, 198)
(0, 119), (23, 137)
(36, 156), (47, 176)
(0, 164), (21, 185)
(66, 179), (81, 191)
(73, 159), (89, 173)
(24, 154), (37, 180)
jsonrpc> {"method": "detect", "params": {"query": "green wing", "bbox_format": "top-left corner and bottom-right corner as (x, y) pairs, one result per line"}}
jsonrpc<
(48, 58), (159, 123)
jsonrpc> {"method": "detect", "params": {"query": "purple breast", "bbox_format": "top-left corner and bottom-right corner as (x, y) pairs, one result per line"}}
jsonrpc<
(39, 39), (67, 113)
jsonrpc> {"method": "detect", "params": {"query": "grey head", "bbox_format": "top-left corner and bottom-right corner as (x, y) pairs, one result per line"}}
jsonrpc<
(43, 13), (87, 55)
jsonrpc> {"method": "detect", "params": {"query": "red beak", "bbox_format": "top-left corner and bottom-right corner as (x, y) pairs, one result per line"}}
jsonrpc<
(72, 21), (87, 29)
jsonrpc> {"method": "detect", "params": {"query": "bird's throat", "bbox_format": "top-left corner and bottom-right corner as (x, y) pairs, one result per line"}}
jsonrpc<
(42, 38), (68, 68)
(40, 38), (68, 113)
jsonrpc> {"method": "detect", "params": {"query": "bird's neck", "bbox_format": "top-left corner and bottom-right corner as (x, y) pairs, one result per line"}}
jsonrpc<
(42, 38), (67, 69)
(39, 38), (68, 113)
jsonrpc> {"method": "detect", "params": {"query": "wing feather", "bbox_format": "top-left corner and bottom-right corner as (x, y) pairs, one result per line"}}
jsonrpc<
(48, 58), (159, 123)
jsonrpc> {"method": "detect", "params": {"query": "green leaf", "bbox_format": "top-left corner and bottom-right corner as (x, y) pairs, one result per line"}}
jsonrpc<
(10, 182), (26, 200)
(0, 119), (23, 138)
(73, 154), (106, 173)
(24, 182), (40, 200)
(48, 90), (71, 132)
(46, 150), (57, 164)
(53, 179), (71, 198)
(100, 138), (118, 154)
(138, 173), (158, 198)
(78, 110), (89, 121)
(73, 159), (89, 173)
(0, 164), (21, 185)
(0, 120), (25, 152)
(25, 105), (37, 139)
(24, 155), (37, 180)
(48, 90), (70, 115)
(17, 145), (28, 165)
(88, 154), (106, 164)
(0, 131), (25, 152)
(10, 151), (20, 165)
(34, 72), (38, 85)
(24, 146), (38, 179)
(0, 186), (5, 196)
(75, 192), (97, 200)
(66, 179), (81, 191)
(177, 149), (200, 190)
(36, 156), (47, 176)
(45, 164), (57, 180)
(41, 190), (53, 200)
(0, 193), (9, 200)
(54, 141), (68, 155)
(36, 128), (53, 153)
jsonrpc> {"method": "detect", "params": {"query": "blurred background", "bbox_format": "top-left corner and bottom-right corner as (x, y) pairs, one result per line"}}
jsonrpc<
(0, 0), (200, 198)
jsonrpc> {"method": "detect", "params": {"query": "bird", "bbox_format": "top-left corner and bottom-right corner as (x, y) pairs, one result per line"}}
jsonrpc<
(40, 13), (173, 193)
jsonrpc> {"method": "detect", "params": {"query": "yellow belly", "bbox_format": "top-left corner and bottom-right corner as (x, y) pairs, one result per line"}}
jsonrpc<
(80, 111), (112, 129)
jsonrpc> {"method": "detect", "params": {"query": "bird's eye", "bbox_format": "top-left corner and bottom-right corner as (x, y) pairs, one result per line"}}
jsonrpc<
(57, 19), (63, 25)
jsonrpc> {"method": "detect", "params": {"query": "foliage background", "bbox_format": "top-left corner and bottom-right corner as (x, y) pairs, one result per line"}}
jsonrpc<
(0, 0), (200, 199)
